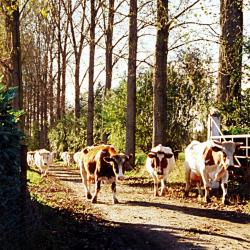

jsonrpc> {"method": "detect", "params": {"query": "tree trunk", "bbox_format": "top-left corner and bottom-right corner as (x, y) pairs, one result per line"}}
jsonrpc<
(105, 0), (114, 93)
(56, 0), (62, 120)
(49, 42), (55, 126)
(153, 0), (168, 147)
(75, 57), (81, 119)
(217, 0), (243, 102)
(126, 0), (137, 165)
(10, 4), (23, 115)
(87, 0), (96, 146)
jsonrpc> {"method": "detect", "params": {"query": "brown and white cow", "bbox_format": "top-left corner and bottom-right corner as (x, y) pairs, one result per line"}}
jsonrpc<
(79, 144), (132, 204)
(184, 140), (241, 204)
(34, 149), (53, 177)
(145, 144), (176, 196)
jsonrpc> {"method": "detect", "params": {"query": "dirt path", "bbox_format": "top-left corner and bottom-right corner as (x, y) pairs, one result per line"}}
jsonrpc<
(49, 165), (250, 250)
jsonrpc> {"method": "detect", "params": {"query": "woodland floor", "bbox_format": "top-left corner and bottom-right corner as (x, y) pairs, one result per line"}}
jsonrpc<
(27, 164), (250, 250)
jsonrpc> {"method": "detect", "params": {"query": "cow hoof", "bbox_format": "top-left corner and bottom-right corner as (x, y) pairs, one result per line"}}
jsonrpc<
(160, 189), (166, 196)
(183, 192), (189, 198)
(87, 193), (92, 199)
(113, 198), (119, 204)
(223, 199), (230, 205)
(203, 197), (211, 203)
(91, 197), (97, 203)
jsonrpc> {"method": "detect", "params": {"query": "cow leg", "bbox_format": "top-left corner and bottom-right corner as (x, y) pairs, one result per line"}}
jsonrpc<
(160, 179), (166, 196)
(153, 175), (159, 196)
(221, 182), (229, 205)
(184, 164), (191, 197)
(80, 164), (92, 199)
(221, 171), (229, 205)
(111, 182), (119, 204)
(197, 181), (203, 199)
(201, 170), (211, 203)
(92, 180), (101, 203)
(43, 165), (49, 176)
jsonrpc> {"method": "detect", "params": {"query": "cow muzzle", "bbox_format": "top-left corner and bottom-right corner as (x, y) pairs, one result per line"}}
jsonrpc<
(117, 175), (124, 181)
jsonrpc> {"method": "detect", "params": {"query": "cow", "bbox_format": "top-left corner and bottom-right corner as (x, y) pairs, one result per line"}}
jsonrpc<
(73, 151), (82, 167)
(60, 151), (74, 167)
(79, 144), (132, 204)
(27, 151), (36, 166)
(184, 140), (241, 204)
(145, 144), (176, 197)
(34, 149), (53, 177)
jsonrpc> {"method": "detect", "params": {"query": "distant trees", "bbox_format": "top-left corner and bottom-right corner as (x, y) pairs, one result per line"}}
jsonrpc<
(0, 0), (248, 154)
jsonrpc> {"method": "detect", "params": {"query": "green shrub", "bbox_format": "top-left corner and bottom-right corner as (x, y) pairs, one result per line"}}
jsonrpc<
(0, 82), (24, 247)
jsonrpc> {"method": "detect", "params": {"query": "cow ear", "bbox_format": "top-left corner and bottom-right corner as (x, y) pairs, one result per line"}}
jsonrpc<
(148, 152), (157, 158)
(165, 153), (173, 158)
(127, 154), (133, 160)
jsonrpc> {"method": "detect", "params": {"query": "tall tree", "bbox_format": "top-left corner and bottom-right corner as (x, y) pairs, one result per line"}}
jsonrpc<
(87, 0), (96, 145)
(2, 1), (23, 113)
(126, 0), (137, 164)
(105, 0), (114, 92)
(217, 0), (243, 102)
(153, 0), (168, 146)
(67, 0), (87, 119)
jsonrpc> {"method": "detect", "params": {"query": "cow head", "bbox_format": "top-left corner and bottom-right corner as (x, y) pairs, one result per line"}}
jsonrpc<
(148, 151), (173, 177)
(207, 141), (241, 169)
(38, 149), (52, 166)
(104, 153), (132, 181)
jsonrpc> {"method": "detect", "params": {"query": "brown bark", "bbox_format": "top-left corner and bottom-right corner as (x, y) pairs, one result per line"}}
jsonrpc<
(56, 0), (62, 120)
(67, 0), (87, 119)
(217, 0), (243, 102)
(87, 0), (96, 146)
(126, 0), (137, 165)
(153, 0), (169, 147)
(105, 0), (115, 92)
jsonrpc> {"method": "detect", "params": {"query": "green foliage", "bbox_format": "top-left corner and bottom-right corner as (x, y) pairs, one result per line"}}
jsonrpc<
(0, 82), (24, 247)
(166, 49), (214, 149)
(101, 81), (127, 152)
(136, 71), (153, 152)
(0, 83), (23, 175)
(48, 112), (87, 153)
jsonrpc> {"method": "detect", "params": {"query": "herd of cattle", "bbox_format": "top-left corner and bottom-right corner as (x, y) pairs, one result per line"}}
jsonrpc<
(27, 139), (241, 205)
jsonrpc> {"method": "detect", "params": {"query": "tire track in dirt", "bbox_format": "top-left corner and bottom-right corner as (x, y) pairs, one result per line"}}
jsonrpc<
(49, 165), (250, 250)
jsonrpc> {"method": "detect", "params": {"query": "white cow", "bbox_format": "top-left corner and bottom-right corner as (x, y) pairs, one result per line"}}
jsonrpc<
(27, 151), (36, 166)
(184, 140), (241, 204)
(34, 149), (53, 176)
(60, 151), (74, 167)
(73, 151), (82, 168)
(145, 144), (176, 196)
